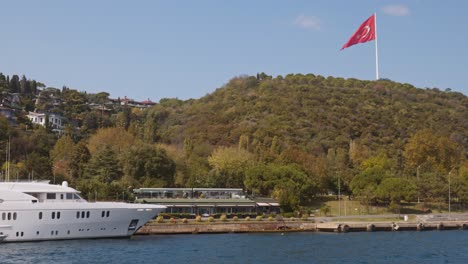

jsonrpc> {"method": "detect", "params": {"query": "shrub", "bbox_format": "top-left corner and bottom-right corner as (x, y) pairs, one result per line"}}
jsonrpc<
(301, 214), (308, 221)
(267, 216), (274, 221)
(170, 217), (177, 224)
(282, 212), (294, 218)
(256, 215), (263, 221)
(220, 214), (227, 222)
(195, 215), (202, 222)
(156, 215), (164, 223)
(275, 215), (284, 221)
(290, 217), (295, 221)
(207, 216), (214, 222)
(182, 218), (188, 223)
(233, 216), (239, 221)
(245, 216), (251, 221)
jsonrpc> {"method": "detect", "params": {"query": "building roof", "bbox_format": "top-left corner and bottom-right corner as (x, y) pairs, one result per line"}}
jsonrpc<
(134, 187), (243, 192)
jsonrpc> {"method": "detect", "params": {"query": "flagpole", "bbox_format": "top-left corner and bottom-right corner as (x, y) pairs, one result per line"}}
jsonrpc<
(374, 12), (379, 80)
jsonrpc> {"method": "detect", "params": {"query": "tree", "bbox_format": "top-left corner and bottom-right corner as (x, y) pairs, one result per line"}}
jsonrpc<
(376, 177), (416, 205)
(69, 140), (91, 179)
(87, 127), (138, 155)
(85, 145), (122, 184)
(350, 167), (385, 206)
(122, 144), (176, 187)
(404, 129), (462, 174)
(50, 135), (76, 179)
(208, 146), (254, 187)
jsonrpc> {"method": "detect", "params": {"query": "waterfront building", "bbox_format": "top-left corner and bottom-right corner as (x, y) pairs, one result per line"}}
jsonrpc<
(133, 188), (280, 215)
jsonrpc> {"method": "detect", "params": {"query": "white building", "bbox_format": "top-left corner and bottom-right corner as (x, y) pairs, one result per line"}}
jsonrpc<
(27, 112), (64, 133)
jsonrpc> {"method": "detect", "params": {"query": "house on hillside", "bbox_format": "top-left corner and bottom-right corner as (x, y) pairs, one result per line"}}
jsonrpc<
(120, 96), (156, 110)
(1, 93), (22, 110)
(0, 106), (18, 125)
(27, 111), (64, 134)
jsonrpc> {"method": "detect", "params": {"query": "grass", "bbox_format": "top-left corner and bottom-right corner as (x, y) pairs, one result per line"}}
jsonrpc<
(304, 196), (468, 217)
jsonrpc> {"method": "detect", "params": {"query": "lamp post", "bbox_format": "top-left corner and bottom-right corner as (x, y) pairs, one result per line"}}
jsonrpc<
(448, 171), (452, 214)
(417, 165), (421, 203)
(338, 173), (341, 217)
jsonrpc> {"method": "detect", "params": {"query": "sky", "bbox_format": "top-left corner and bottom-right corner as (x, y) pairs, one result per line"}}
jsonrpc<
(1, 0), (467, 101)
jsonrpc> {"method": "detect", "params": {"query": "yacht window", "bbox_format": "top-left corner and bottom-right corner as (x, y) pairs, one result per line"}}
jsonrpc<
(8, 213), (11, 220)
(13, 212), (17, 220)
(66, 193), (73, 199)
(106, 211), (110, 217)
(47, 193), (56, 200)
(60, 194), (64, 199)
(2, 212), (5, 220)
(76, 211), (80, 219)
(52, 212), (55, 219)
(57, 212), (61, 219)
(81, 211), (85, 218)
(86, 211), (90, 218)
(101, 211), (105, 217)
(39, 212), (43, 220)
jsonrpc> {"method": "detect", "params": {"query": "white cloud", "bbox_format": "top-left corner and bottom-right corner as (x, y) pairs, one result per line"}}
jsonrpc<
(294, 14), (321, 30)
(382, 4), (410, 16)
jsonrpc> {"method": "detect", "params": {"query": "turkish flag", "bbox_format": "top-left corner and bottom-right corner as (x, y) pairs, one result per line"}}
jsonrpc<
(341, 14), (376, 50)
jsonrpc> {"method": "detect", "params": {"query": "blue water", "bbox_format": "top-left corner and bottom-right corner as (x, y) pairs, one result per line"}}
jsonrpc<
(1, 231), (467, 264)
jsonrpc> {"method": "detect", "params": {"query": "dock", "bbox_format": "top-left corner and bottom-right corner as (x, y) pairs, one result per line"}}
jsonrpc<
(136, 220), (468, 235)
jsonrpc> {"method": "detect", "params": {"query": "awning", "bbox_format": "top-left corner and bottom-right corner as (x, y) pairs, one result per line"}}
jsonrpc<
(268, 203), (280, 206)
(256, 203), (270, 206)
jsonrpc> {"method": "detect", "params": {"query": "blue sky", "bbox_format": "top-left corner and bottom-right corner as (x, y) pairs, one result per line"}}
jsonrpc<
(1, 0), (467, 101)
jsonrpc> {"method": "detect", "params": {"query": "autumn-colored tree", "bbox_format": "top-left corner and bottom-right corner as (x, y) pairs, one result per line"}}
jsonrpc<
(208, 146), (254, 188)
(404, 129), (462, 174)
(87, 127), (138, 155)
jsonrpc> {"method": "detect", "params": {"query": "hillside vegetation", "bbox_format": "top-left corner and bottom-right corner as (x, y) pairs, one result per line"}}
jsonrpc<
(1, 72), (467, 212)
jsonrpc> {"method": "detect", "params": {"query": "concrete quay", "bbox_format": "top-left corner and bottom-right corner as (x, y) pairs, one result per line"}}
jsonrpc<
(136, 220), (468, 235)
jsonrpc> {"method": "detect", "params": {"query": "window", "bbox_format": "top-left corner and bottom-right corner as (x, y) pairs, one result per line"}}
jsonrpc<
(81, 211), (85, 218)
(76, 211), (80, 219)
(52, 212), (55, 219)
(2, 212), (5, 220)
(39, 212), (43, 220)
(7, 213), (11, 220)
(46, 193), (56, 200)
(13, 212), (17, 220)
(86, 211), (90, 218)
(60, 194), (64, 199)
(57, 212), (61, 219)
(106, 211), (110, 217)
(66, 193), (73, 200)
(101, 211), (105, 217)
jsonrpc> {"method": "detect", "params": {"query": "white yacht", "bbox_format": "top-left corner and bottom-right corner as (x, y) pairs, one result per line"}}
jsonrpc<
(0, 181), (165, 242)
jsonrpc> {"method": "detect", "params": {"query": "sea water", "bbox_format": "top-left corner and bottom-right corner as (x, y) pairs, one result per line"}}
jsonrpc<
(0, 231), (467, 264)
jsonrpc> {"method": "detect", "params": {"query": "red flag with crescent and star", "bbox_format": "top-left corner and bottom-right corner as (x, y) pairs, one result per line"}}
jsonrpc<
(341, 14), (376, 50)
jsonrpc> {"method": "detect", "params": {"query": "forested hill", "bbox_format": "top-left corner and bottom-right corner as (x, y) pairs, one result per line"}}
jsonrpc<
(155, 74), (467, 156)
(1, 72), (467, 211)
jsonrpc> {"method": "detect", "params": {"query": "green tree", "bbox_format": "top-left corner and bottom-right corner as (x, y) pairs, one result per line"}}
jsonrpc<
(122, 144), (176, 187)
(376, 177), (416, 205)
(69, 140), (91, 179)
(85, 145), (122, 184)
